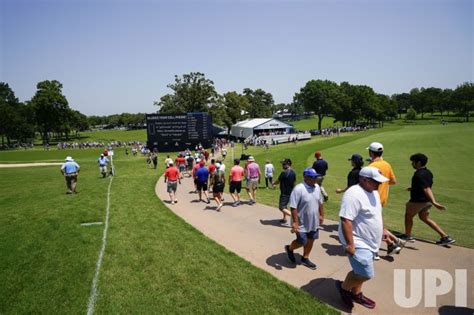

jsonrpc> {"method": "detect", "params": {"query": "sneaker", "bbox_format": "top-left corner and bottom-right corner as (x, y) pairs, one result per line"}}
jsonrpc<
(279, 219), (287, 224)
(373, 253), (380, 261)
(352, 292), (376, 309)
(285, 245), (296, 263)
(436, 236), (456, 245)
(336, 280), (354, 308)
(387, 243), (402, 256)
(171, 201), (175, 205)
(301, 257), (318, 270)
(396, 238), (406, 248)
(216, 204), (223, 211)
(400, 234), (415, 242)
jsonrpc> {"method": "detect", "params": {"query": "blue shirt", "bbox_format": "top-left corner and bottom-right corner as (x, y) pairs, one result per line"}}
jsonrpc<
(61, 161), (80, 174)
(196, 166), (209, 183)
(312, 159), (328, 176)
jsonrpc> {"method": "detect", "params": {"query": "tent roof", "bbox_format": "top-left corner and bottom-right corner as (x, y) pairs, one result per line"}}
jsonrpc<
(234, 118), (292, 129)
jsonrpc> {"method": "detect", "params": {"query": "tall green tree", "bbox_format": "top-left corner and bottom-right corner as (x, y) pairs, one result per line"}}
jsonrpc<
(155, 72), (218, 114)
(0, 83), (35, 145)
(242, 88), (274, 118)
(294, 79), (339, 130)
(30, 80), (70, 144)
(219, 92), (249, 136)
(453, 82), (474, 122)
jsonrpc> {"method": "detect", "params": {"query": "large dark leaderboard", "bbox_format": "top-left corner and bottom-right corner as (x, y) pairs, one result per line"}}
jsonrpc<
(146, 112), (213, 152)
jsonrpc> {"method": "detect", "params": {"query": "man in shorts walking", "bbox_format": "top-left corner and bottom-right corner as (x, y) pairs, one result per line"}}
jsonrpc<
(164, 161), (180, 204)
(229, 159), (244, 206)
(402, 153), (455, 245)
(284, 168), (324, 270)
(337, 166), (388, 309)
(195, 160), (210, 204)
(244, 156), (261, 205)
(272, 158), (296, 223)
(367, 142), (404, 257)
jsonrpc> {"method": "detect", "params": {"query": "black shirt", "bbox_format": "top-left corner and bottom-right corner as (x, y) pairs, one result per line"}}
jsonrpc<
(410, 168), (433, 202)
(347, 168), (361, 188)
(278, 168), (296, 195)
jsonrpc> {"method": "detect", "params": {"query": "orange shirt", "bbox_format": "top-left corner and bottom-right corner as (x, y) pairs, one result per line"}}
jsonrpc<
(230, 165), (244, 182)
(164, 166), (179, 181)
(370, 158), (396, 207)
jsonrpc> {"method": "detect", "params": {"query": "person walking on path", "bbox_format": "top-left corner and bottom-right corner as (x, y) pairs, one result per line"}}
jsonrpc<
(312, 151), (329, 201)
(337, 166), (388, 310)
(264, 160), (274, 189)
(164, 155), (173, 168)
(195, 160), (210, 204)
(402, 153), (455, 245)
(210, 162), (226, 211)
(367, 142), (404, 257)
(284, 168), (324, 270)
(272, 158), (296, 223)
(244, 156), (261, 205)
(336, 154), (364, 194)
(97, 153), (109, 178)
(151, 152), (158, 169)
(164, 161), (180, 205)
(61, 156), (80, 194)
(229, 159), (244, 206)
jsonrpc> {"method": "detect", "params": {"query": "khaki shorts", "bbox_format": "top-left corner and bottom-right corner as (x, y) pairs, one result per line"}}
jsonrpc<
(405, 201), (432, 215)
(247, 178), (258, 190)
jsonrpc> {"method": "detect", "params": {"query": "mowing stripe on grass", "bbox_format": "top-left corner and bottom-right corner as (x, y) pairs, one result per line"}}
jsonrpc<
(81, 222), (103, 226)
(86, 174), (113, 315)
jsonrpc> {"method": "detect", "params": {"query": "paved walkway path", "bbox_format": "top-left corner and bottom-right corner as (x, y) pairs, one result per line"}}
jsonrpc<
(156, 173), (473, 314)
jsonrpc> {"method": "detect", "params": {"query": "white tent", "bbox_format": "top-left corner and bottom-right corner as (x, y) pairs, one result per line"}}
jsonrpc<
(230, 118), (293, 139)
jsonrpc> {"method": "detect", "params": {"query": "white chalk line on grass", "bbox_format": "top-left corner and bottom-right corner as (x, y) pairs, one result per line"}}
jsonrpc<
(87, 156), (114, 315)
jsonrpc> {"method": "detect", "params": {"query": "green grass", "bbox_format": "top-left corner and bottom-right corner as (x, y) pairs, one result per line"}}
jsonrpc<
(252, 123), (474, 248)
(2, 122), (473, 313)
(0, 148), (336, 314)
(288, 116), (342, 131)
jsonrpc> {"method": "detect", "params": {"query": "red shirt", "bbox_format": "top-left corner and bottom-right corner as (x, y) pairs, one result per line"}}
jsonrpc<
(164, 167), (179, 181)
(175, 156), (186, 166)
(230, 165), (244, 182)
(192, 164), (201, 178)
(208, 164), (216, 174)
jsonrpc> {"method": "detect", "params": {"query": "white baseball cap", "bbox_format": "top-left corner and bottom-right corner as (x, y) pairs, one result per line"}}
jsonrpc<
(367, 142), (384, 152)
(359, 166), (389, 183)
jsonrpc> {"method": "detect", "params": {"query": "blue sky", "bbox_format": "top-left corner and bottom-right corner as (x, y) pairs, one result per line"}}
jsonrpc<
(1, 0), (472, 116)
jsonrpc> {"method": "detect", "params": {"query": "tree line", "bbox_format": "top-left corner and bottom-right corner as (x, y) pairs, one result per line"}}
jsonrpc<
(156, 72), (473, 132)
(1, 74), (472, 146)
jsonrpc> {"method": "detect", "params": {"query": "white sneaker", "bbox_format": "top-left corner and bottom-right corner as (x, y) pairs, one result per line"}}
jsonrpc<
(374, 253), (380, 261)
(171, 201), (175, 205)
(216, 204), (223, 211)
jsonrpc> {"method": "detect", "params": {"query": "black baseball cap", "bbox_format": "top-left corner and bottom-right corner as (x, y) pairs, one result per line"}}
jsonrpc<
(348, 154), (363, 163)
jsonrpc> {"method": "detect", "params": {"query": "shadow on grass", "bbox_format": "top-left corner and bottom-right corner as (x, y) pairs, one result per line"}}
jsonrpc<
(301, 277), (353, 313)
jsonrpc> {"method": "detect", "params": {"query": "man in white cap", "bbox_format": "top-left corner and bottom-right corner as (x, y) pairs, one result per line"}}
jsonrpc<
(60, 156), (80, 194)
(97, 153), (109, 178)
(367, 142), (404, 257)
(337, 166), (388, 309)
(244, 156), (261, 204)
